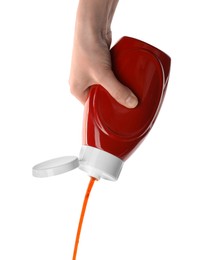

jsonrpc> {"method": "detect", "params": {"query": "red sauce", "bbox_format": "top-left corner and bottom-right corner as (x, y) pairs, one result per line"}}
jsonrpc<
(72, 177), (96, 260)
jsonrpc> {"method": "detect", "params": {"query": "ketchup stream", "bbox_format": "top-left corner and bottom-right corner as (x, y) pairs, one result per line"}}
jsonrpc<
(72, 177), (96, 260)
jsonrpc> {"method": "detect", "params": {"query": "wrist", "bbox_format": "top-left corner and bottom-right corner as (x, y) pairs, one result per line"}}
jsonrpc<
(75, 0), (118, 43)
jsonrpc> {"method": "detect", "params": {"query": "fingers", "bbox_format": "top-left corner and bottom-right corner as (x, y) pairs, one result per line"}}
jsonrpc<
(99, 70), (138, 108)
(69, 70), (138, 108)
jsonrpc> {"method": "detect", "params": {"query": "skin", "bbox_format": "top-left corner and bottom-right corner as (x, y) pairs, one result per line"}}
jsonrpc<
(69, 0), (138, 108)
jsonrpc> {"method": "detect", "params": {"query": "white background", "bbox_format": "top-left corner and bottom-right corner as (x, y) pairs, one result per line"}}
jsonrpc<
(0, 0), (210, 259)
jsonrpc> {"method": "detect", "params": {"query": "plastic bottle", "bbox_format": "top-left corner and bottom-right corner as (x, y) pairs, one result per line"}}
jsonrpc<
(32, 36), (171, 181)
(78, 36), (171, 181)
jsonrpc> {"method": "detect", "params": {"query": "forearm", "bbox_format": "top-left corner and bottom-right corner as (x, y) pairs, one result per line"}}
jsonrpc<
(75, 0), (119, 42)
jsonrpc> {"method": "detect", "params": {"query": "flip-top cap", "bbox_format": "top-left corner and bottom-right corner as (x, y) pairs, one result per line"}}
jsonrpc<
(32, 156), (79, 178)
(32, 147), (124, 181)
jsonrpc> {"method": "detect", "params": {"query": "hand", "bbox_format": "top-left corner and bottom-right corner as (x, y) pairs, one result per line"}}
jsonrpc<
(69, 0), (138, 108)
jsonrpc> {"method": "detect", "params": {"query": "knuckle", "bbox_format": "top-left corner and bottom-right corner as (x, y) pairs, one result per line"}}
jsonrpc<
(113, 89), (124, 102)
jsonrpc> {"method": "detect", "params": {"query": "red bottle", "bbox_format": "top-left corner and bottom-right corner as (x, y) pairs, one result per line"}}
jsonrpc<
(78, 36), (171, 181)
(33, 36), (171, 181)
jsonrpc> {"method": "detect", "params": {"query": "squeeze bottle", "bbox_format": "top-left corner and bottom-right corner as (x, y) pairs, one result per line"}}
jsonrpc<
(32, 36), (171, 181)
(78, 36), (171, 181)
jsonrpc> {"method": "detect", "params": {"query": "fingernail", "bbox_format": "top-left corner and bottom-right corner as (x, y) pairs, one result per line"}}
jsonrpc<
(125, 93), (138, 108)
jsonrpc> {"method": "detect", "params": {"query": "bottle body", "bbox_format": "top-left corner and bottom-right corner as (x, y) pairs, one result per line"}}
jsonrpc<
(79, 36), (171, 180)
(82, 37), (170, 159)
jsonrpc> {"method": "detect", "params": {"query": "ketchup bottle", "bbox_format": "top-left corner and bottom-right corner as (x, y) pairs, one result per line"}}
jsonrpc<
(33, 36), (171, 181)
(78, 36), (171, 181)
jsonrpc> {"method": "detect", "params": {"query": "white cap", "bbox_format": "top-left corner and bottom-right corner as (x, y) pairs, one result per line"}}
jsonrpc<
(79, 145), (124, 181)
(32, 146), (124, 181)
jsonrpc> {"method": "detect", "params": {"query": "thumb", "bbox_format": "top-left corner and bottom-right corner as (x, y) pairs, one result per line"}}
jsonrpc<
(99, 70), (138, 108)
